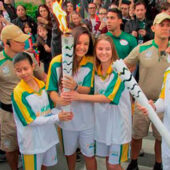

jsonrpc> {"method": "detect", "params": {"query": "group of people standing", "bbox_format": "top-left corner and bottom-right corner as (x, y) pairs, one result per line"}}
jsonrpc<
(0, 0), (170, 170)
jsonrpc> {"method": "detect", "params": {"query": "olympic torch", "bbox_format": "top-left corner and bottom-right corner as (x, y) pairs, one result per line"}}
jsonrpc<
(52, 0), (74, 112)
(112, 59), (170, 147)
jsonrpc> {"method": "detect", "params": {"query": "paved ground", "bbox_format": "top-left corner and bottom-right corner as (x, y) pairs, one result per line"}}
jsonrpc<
(0, 130), (155, 170)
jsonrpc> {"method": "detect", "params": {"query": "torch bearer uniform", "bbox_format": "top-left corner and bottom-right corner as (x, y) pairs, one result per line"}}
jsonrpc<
(12, 78), (60, 170)
(94, 65), (132, 165)
(155, 67), (170, 170)
(46, 55), (95, 157)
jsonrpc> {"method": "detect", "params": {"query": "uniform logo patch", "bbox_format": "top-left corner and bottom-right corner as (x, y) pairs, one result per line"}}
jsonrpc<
(2, 66), (10, 74)
(120, 39), (128, 46)
(145, 51), (152, 59)
(111, 151), (119, 157)
(87, 143), (94, 149)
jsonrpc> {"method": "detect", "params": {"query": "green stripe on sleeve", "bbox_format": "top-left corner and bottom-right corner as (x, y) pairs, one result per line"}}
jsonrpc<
(21, 92), (37, 120)
(46, 62), (61, 92)
(12, 93), (29, 126)
(82, 63), (93, 87)
(104, 72), (125, 105)
(111, 82), (125, 105)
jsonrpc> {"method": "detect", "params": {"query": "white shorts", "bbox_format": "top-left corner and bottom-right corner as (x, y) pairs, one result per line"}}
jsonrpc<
(96, 142), (130, 165)
(62, 128), (95, 157)
(22, 145), (57, 170)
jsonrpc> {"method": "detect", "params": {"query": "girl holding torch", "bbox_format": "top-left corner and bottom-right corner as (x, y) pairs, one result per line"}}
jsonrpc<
(46, 26), (97, 170)
(62, 34), (132, 170)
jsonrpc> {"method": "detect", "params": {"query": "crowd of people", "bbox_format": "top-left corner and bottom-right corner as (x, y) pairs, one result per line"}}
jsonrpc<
(0, 0), (170, 170)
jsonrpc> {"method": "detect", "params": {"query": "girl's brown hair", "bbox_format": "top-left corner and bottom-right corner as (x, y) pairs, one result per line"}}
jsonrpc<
(94, 34), (118, 70)
(71, 26), (94, 74)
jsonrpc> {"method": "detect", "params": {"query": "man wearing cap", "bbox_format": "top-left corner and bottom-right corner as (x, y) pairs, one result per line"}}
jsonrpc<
(0, 24), (46, 170)
(124, 1), (153, 44)
(125, 12), (170, 170)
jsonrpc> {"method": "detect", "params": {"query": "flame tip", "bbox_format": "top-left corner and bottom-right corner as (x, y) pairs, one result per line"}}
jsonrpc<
(52, 0), (68, 33)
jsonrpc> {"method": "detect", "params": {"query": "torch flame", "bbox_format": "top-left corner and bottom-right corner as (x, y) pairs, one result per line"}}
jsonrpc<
(52, 0), (69, 33)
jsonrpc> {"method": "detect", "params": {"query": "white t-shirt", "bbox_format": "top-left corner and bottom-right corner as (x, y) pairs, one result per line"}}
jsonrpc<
(94, 65), (132, 145)
(46, 55), (95, 131)
(12, 78), (59, 154)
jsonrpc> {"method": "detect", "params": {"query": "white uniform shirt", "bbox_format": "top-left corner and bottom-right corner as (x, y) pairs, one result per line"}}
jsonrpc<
(155, 67), (170, 157)
(94, 65), (132, 145)
(12, 78), (59, 154)
(46, 55), (94, 131)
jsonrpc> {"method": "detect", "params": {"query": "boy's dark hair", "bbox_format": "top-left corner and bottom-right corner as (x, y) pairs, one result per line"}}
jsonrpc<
(13, 52), (33, 65)
(22, 21), (32, 33)
(134, 0), (146, 9)
(107, 8), (122, 19)
(37, 23), (48, 31)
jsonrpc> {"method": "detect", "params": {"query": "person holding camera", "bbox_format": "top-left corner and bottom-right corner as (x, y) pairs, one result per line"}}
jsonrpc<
(124, 1), (153, 44)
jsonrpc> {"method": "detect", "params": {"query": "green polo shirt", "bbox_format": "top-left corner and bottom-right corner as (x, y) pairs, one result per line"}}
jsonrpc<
(106, 31), (137, 59)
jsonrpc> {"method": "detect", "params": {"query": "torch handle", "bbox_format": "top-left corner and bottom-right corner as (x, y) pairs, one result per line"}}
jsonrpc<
(112, 59), (170, 147)
(137, 94), (170, 146)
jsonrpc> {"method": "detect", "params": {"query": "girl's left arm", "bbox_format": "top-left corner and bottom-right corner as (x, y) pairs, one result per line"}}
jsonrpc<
(62, 91), (111, 103)
(62, 75), (91, 94)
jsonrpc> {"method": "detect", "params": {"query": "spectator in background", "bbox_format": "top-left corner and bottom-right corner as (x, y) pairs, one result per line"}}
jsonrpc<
(93, 0), (103, 14)
(12, 5), (37, 36)
(3, 0), (16, 21)
(106, 8), (137, 59)
(124, 1), (153, 44)
(109, 3), (118, 9)
(22, 21), (36, 54)
(45, 0), (54, 12)
(0, 1), (10, 22)
(66, 1), (74, 15)
(37, 24), (52, 73)
(84, 3), (100, 37)
(129, 6), (135, 20)
(66, 1), (74, 25)
(95, 7), (108, 37)
(45, 0), (62, 57)
(159, 2), (170, 15)
(119, 0), (131, 30)
(69, 11), (89, 30)
(37, 4), (52, 32)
